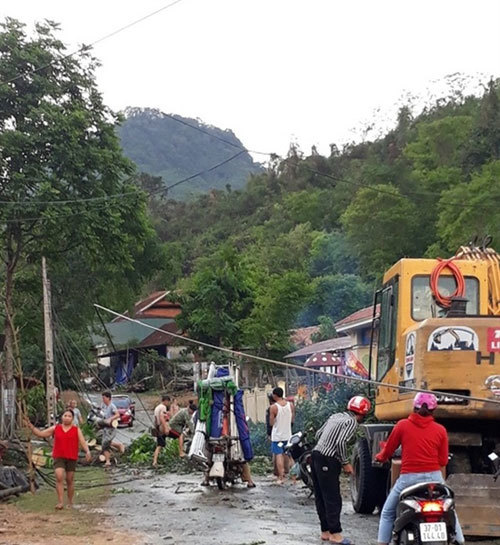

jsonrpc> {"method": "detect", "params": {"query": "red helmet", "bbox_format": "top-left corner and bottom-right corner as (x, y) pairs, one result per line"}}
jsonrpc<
(347, 396), (371, 415)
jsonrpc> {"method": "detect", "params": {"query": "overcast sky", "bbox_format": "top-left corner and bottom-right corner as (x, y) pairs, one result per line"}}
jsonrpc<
(1, 0), (499, 157)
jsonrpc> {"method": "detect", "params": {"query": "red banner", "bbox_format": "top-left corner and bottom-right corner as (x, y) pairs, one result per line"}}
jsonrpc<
(487, 328), (500, 352)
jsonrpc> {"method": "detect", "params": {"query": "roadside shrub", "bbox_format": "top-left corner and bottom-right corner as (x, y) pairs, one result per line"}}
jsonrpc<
(249, 421), (270, 457)
(127, 433), (183, 470)
(294, 381), (373, 440)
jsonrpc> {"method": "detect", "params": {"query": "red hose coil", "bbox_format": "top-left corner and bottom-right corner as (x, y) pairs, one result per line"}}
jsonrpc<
(430, 258), (465, 308)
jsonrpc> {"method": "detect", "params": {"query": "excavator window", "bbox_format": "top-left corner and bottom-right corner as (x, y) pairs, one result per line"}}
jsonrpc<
(376, 277), (399, 381)
(411, 276), (479, 320)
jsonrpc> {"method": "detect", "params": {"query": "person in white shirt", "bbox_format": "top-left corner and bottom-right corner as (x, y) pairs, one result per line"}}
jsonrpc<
(269, 387), (294, 484)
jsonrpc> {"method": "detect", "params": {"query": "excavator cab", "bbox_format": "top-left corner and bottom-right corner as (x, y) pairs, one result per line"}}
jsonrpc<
(351, 244), (500, 537)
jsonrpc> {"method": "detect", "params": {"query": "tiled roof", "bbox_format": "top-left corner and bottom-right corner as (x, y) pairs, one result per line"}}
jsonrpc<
(137, 321), (183, 349)
(335, 305), (379, 329)
(290, 326), (320, 347)
(285, 336), (353, 359)
(112, 290), (181, 322)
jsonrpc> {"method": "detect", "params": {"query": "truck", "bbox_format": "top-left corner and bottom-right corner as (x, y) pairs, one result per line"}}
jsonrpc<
(350, 239), (500, 537)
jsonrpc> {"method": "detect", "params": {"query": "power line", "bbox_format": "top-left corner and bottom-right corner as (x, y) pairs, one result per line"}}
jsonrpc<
(0, 150), (248, 223)
(94, 303), (500, 407)
(0, 0), (186, 86)
(284, 159), (495, 210)
(161, 112), (271, 157)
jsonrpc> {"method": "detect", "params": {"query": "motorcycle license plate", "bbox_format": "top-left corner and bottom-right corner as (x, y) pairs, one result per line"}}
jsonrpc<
(419, 522), (447, 542)
(213, 453), (225, 462)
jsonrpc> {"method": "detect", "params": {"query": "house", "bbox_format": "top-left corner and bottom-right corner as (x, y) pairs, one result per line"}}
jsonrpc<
(289, 326), (320, 350)
(284, 305), (379, 382)
(92, 291), (185, 385)
(334, 305), (379, 379)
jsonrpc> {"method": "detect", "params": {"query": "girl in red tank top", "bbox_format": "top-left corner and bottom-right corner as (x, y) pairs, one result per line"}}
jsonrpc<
(26, 408), (91, 509)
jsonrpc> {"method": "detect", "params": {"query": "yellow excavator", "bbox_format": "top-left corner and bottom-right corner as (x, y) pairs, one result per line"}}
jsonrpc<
(350, 238), (500, 537)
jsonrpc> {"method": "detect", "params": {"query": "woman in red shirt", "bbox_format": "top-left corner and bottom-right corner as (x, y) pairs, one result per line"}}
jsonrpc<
(26, 409), (91, 509)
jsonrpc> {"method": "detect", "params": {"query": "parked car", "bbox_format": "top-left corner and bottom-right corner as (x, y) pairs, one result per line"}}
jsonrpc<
(113, 395), (135, 427)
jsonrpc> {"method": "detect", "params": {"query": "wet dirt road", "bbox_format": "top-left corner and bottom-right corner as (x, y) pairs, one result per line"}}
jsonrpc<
(106, 471), (500, 545)
(106, 472), (379, 545)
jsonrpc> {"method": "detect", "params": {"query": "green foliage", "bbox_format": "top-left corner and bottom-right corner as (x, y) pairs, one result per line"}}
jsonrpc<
(436, 160), (500, 251)
(176, 245), (256, 347)
(341, 185), (421, 277)
(294, 382), (373, 438)
(310, 316), (337, 343)
(248, 422), (270, 457)
(301, 274), (372, 326)
(118, 108), (262, 199)
(127, 433), (181, 469)
(20, 384), (46, 426)
(0, 18), (165, 383)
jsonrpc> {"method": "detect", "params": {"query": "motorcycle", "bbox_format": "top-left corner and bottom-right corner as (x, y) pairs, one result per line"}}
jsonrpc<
(393, 481), (457, 545)
(86, 404), (118, 463)
(205, 435), (246, 490)
(283, 431), (314, 493)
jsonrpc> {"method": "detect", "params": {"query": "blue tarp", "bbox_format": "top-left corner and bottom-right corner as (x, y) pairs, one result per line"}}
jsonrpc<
(234, 389), (253, 461)
(114, 352), (136, 385)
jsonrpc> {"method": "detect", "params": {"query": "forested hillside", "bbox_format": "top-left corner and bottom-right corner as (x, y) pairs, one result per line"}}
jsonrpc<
(118, 108), (263, 199)
(140, 80), (500, 354)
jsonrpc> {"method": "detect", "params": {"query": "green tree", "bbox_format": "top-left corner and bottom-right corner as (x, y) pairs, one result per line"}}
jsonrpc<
(302, 274), (372, 325)
(462, 79), (500, 174)
(341, 184), (421, 277)
(310, 315), (337, 343)
(242, 271), (312, 353)
(309, 230), (360, 277)
(436, 160), (500, 252)
(0, 19), (156, 382)
(175, 245), (256, 347)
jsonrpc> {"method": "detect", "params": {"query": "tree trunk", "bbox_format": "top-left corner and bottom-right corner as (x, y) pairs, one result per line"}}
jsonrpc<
(3, 229), (15, 384)
(1, 226), (20, 438)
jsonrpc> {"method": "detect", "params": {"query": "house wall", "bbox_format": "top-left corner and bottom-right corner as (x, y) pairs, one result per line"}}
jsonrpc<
(243, 386), (273, 423)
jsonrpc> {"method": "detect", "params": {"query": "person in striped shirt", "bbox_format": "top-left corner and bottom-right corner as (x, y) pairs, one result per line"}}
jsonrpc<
(311, 395), (371, 544)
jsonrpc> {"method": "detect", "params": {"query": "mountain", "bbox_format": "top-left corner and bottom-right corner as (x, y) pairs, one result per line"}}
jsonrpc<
(117, 107), (263, 199)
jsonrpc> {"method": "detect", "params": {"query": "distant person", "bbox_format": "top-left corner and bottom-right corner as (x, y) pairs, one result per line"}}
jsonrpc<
(68, 399), (83, 427)
(26, 409), (91, 509)
(169, 398), (179, 419)
(168, 402), (196, 457)
(101, 391), (124, 467)
(152, 394), (172, 468)
(265, 393), (278, 477)
(269, 387), (294, 484)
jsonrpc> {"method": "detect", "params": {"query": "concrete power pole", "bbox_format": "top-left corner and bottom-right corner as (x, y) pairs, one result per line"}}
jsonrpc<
(42, 257), (56, 426)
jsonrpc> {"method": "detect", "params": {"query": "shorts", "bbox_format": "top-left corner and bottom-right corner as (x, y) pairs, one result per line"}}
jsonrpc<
(53, 458), (77, 472)
(167, 429), (180, 439)
(272, 441), (287, 455)
(102, 427), (117, 451)
(157, 434), (167, 447)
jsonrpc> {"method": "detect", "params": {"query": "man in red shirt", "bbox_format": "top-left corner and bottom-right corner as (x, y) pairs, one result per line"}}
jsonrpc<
(375, 393), (464, 545)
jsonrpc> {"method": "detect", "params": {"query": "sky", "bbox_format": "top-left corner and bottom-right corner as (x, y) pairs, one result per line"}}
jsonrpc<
(1, 0), (499, 158)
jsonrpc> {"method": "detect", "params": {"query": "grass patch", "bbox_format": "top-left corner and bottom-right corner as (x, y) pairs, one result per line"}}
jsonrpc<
(12, 466), (110, 513)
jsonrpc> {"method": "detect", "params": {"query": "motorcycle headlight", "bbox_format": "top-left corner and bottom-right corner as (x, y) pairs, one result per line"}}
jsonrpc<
(125, 410), (132, 416)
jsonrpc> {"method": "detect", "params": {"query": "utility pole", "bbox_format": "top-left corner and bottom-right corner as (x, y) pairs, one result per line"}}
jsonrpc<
(42, 257), (56, 426)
